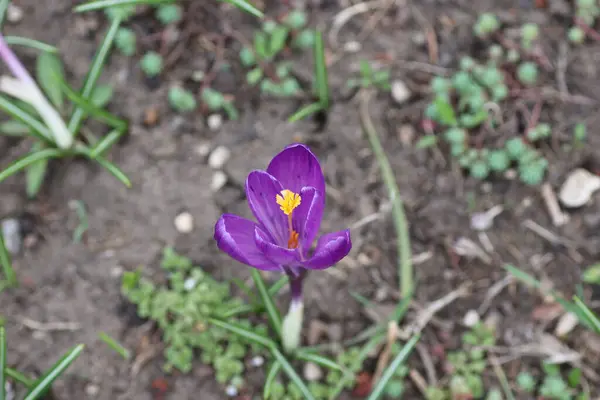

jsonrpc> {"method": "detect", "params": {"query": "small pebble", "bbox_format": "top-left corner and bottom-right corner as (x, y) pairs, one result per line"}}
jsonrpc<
(7, 4), (23, 23)
(211, 171), (228, 192)
(208, 146), (231, 169)
(463, 309), (480, 327)
(391, 80), (412, 105)
(555, 312), (579, 337)
(250, 355), (264, 367)
(303, 362), (323, 381)
(207, 114), (223, 131)
(344, 41), (361, 53)
(174, 212), (194, 233)
(5, 381), (14, 400)
(559, 168), (600, 208)
(195, 142), (211, 158)
(85, 384), (100, 397)
(397, 124), (415, 146)
(1, 218), (21, 254)
(110, 266), (124, 278)
(183, 277), (197, 291)
(225, 385), (238, 397)
(470, 205), (503, 231)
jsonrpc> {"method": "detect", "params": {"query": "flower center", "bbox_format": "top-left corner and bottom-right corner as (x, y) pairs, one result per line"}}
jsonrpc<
(276, 189), (301, 249)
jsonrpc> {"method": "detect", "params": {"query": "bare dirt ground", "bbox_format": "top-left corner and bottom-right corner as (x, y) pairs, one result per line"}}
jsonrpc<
(2, 0), (600, 399)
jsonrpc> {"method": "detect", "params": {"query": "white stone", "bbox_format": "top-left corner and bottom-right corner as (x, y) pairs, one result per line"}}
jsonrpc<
(250, 355), (264, 367)
(555, 312), (579, 337)
(174, 212), (194, 233)
(195, 142), (211, 158)
(1, 218), (21, 254)
(303, 362), (323, 381)
(211, 171), (228, 192)
(207, 114), (223, 131)
(7, 4), (23, 23)
(85, 384), (100, 396)
(391, 80), (411, 104)
(183, 277), (197, 291)
(463, 309), (480, 327)
(208, 145), (231, 169)
(559, 168), (600, 208)
(470, 205), (503, 231)
(225, 385), (238, 397)
(344, 41), (361, 53)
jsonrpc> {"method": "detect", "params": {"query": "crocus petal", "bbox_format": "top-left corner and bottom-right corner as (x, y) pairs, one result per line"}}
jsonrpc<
(303, 230), (352, 270)
(214, 214), (280, 271)
(246, 170), (289, 246)
(266, 144), (326, 201)
(254, 227), (297, 266)
(292, 187), (323, 253)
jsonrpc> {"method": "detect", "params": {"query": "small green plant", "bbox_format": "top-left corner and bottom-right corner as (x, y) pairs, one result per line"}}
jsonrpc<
(240, 10), (315, 97)
(168, 86), (197, 112)
(517, 61), (538, 86)
(473, 13), (500, 38)
(140, 51), (163, 77)
(521, 23), (539, 50)
(155, 3), (182, 25)
(347, 60), (391, 91)
(201, 87), (239, 120)
(122, 247), (267, 381)
(115, 27), (136, 56)
(517, 364), (589, 400)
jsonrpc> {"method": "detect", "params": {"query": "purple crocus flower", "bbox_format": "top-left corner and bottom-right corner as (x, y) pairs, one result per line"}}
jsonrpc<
(214, 143), (351, 306)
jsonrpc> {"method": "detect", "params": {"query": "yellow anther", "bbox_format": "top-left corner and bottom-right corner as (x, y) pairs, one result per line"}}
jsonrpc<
(276, 189), (301, 216)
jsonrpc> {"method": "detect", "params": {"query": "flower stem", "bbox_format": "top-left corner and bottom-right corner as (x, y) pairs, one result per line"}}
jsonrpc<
(0, 33), (36, 86)
(281, 271), (305, 352)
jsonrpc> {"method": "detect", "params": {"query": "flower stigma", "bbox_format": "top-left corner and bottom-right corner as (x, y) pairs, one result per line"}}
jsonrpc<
(276, 189), (301, 250)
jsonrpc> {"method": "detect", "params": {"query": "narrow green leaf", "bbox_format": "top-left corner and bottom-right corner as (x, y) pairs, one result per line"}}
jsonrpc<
(434, 97), (457, 126)
(0, 95), (53, 143)
(366, 335), (420, 400)
(92, 157), (131, 188)
(90, 85), (114, 108)
(271, 348), (316, 400)
(268, 275), (288, 296)
(0, 0), (9, 29)
(68, 16), (121, 136)
(0, 229), (16, 289)
(90, 129), (124, 158)
(313, 30), (329, 108)
(209, 318), (276, 348)
(0, 120), (30, 137)
(263, 360), (282, 400)
(98, 332), (130, 359)
(415, 134), (437, 149)
(25, 142), (49, 198)
(573, 296), (600, 334)
(250, 269), (282, 338)
(36, 52), (65, 109)
(288, 102), (322, 123)
(74, 0), (173, 12)
(23, 344), (84, 400)
(1, 327), (6, 400)
(4, 36), (58, 53)
(268, 26), (289, 57)
(5, 368), (33, 387)
(295, 351), (346, 373)
(254, 31), (268, 60)
(220, 0), (264, 18)
(0, 148), (63, 184)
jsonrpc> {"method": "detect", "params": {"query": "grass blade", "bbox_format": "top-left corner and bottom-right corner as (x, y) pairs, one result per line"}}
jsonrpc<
(250, 269), (282, 338)
(4, 37), (58, 53)
(573, 296), (600, 333)
(0, 229), (16, 290)
(98, 332), (130, 359)
(1, 327), (6, 400)
(209, 318), (276, 348)
(23, 344), (84, 400)
(0, 95), (53, 143)
(313, 31), (329, 109)
(268, 275), (288, 296)
(295, 351), (346, 373)
(5, 368), (34, 387)
(25, 142), (49, 198)
(90, 129), (124, 158)
(359, 91), (412, 297)
(220, 0), (264, 18)
(68, 16), (121, 135)
(36, 52), (65, 109)
(0, 0), (8, 29)
(288, 102), (322, 123)
(74, 0), (173, 12)
(366, 334), (420, 400)
(271, 348), (316, 400)
(263, 360), (282, 400)
(0, 148), (63, 184)
(93, 157), (131, 187)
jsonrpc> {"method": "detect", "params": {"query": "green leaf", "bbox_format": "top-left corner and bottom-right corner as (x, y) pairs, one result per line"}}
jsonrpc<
(239, 46), (255, 67)
(219, 0), (263, 18)
(4, 36), (58, 53)
(0, 120), (30, 137)
(36, 52), (65, 109)
(271, 348), (316, 400)
(90, 85), (114, 108)
(98, 332), (130, 360)
(295, 351), (347, 373)
(25, 142), (49, 198)
(573, 296), (600, 334)
(268, 26), (289, 58)
(90, 129), (124, 158)
(0, 148), (63, 184)
(0, 327), (6, 400)
(246, 67), (264, 86)
(288, 102), (322, 123)
(208, 318), (276, 348)
(68, 15), (121, 137)
(90, 157), (131, 188)
(313, 30), (329, 109)
(366, 335), (420, 400)
(434, 97), (457, 126)
(254, 31), (269, 60)
(0, 230), (16, 291)
(23, 344), (84, 400)
(582, 263), (600, 284)
(250, 269), (282, 338)
(264, 360), (282, 399)
(74, 0), (173, 12)
(415, 134), (437, 149)
(0, 96), (53, 143)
